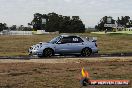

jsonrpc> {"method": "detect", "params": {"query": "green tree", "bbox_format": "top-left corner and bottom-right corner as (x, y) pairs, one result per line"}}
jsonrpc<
(10, 25), (17, 30)
(117, 16), (131, 28)
(96, 16), (115, 31)
(46, 12), (60, 32)
(32, 13), (42, 31)
(31, 12), (85, 33)
(59, 16), (85, 33)
(0, 23), (8, 31)
(23, 27), (32, 31)
(31, 13), (48, 31)
(59, 16), (71, 33)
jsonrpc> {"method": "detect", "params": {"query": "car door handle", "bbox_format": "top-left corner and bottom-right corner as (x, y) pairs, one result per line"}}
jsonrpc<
(66, 43), (71, 45)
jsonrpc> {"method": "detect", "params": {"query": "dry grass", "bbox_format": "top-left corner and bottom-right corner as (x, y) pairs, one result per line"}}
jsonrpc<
(80, 33), (132, 54)
(0, 33), (132, 56)
(0, 58), (131, 88)
(0, 34), (57, 56)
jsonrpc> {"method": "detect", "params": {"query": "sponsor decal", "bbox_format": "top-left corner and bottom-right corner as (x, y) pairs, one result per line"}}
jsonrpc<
(80, 67), (130, 87)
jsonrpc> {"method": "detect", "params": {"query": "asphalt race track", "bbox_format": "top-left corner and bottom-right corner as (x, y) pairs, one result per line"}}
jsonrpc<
(0, 52), (132, 59)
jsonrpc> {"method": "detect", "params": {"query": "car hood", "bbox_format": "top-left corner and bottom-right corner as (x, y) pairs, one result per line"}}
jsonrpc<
(30, 42), (49, 48)
(40, 42), (49, 45)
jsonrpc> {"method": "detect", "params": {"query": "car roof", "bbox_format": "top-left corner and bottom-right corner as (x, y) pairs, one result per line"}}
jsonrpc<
(60, 34), (80, 37)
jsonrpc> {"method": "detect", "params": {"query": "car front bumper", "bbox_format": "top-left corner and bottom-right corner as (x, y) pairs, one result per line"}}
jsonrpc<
(29, 49), (43, 56)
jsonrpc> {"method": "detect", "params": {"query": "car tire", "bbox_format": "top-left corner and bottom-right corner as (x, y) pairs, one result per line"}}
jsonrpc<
(81, 48), (92, 57)
(75, 54), (81, 57)
(43, 48), (54, 57)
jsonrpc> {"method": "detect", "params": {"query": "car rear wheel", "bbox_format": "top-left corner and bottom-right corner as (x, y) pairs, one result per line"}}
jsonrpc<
(81, 48), (92, 57)
(43, 48), (54, 57)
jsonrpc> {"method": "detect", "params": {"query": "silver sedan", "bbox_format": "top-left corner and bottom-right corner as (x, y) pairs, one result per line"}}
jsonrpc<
(29, 35), (98, 57)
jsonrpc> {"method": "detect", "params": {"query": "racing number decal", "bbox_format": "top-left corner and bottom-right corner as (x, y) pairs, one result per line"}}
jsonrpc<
(73, 38), (78, 42)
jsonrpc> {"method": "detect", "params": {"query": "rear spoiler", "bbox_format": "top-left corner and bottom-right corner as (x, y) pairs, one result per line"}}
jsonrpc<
(86, 37), (97, 42)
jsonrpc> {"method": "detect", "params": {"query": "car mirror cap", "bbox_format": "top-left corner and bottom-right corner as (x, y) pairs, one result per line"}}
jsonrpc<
(57, 42), (62, 44)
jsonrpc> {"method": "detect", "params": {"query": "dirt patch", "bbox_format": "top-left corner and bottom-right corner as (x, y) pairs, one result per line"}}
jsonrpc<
(0, 58), (131, 88)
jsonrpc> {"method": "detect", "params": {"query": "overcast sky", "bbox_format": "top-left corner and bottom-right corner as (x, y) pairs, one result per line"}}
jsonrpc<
(0, 0), (132, 27)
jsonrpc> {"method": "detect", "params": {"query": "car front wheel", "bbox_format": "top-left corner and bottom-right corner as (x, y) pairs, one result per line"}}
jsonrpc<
(81, 48), (92, 57)
(43, 48), (54, 57)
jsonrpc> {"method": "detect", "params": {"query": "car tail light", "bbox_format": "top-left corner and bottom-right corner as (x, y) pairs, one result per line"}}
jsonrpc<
(95, 43), (97, 47)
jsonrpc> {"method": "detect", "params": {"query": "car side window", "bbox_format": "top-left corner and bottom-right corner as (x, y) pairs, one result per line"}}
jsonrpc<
(59, 37), (72, 43)
(72, 37), (84, 43)
(58, 36), (84, 44)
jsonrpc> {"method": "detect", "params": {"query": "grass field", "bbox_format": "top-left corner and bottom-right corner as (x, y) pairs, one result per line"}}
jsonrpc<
(0, 33), (132, 56)
(0, 58), (131, 88)
(91, 31), (132, 34)
(0, 33), (131, 88)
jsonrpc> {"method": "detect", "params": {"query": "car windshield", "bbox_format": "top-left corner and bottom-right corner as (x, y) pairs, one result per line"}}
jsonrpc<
(49, 36), (61, 44)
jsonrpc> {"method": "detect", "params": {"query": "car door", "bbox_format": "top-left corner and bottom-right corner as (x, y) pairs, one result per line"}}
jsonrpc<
(55, 37), (73, 54)
(70, 36), (85, 53)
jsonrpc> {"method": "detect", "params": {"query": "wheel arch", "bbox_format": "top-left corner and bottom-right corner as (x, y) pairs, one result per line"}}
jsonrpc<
(43, 47), (55, 54)
(82, 47), (92, 53)
(81, 47), (92, 57)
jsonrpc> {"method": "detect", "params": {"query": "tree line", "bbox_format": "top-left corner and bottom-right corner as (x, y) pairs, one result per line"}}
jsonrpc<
(0, 12), (85, 33)
(0, 24), (32, 32)
(95, 16), (132, 31)
(31, 12), (85, 33)
(1, 15), (132, 32)
(0, 23), (8, 32)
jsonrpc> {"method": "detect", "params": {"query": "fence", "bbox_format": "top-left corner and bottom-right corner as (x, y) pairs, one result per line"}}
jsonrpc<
(0, 30), (59, 35)
(0, 30), (32, 35)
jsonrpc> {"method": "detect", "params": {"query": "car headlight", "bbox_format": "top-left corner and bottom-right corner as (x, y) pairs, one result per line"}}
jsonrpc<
(30, 47), (33, 50)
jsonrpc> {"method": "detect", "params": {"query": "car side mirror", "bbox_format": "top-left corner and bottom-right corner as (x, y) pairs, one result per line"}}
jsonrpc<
(57, 41), (66, 44)
(57, 42), (62, 44)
